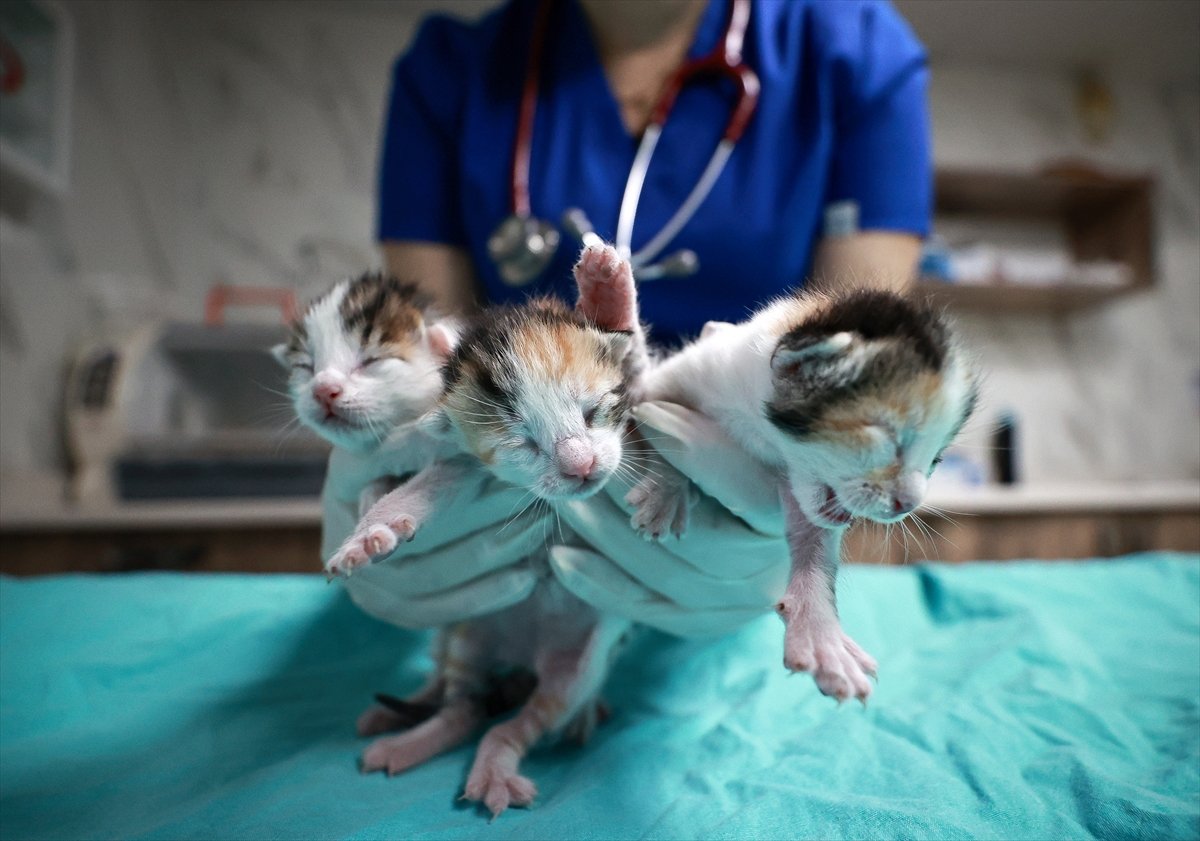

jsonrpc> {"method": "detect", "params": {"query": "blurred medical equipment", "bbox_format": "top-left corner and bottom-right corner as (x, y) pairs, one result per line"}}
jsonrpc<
(64, 286), (327, 502)
(487, 0), (760, 285)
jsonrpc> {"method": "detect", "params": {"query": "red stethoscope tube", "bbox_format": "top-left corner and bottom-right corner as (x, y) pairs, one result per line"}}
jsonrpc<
(649, 0), (759, 143)
(509, 0), (759, 216)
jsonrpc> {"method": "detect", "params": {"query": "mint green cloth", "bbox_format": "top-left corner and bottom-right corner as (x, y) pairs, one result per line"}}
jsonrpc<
(2, 554), (1197, 840)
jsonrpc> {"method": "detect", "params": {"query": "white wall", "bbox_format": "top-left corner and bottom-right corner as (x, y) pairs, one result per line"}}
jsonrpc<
(1, 0), (1197, 483)
(928, 65), (1200, 482)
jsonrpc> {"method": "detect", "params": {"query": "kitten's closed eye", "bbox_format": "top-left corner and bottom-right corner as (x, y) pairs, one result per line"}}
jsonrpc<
(293, 358), (314, 373)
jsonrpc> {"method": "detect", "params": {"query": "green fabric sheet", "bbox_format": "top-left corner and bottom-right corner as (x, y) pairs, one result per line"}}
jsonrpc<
(1, 554), (1197, 840)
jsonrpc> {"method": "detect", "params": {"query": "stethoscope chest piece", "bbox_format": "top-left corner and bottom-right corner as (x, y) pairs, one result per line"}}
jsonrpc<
(492, 0), (758, 286)
(488, 214), (562, 287)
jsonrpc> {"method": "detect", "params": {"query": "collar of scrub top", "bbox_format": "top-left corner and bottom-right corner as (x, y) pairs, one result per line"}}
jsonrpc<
(486, 0), (760, 286)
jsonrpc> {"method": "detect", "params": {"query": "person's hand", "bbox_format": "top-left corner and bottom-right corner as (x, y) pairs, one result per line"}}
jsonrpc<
(322, 446), (551, 629)
(321, 400), (795, 638)
(550, 400), (794, 638)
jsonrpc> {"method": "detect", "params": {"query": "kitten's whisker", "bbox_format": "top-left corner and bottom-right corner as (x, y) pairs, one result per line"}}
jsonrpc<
(921, 504), (976, 519)
(499, 490), (540, 534)
(252, 380), (295, 400)
(913, 514), (959, 552)
(906, 515), (939, 561)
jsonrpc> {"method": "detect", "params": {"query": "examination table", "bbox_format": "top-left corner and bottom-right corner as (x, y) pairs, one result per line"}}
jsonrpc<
(1, 554), (1197, 840)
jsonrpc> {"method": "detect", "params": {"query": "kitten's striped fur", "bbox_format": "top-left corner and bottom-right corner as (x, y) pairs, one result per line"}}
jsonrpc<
(275, 272), (453, 452)
(432, 296), (633, 497)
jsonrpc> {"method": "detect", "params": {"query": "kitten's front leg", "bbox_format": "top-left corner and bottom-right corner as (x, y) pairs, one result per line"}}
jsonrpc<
(625, 457), (696, 540)
(777, 487), (877, 703)
(623, 426), (696, 540)
(325, 459), (470, 578)
(357, 476), (400, 518)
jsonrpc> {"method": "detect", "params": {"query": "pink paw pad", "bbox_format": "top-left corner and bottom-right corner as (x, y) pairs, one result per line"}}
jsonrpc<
(387, 517), (417, 543)
(360, 736), (430, 777)
(463, 767), (538, 818)
(574, 243), (637, 333)
(325, 544), (369, 578)
(364, 525), (398, 558)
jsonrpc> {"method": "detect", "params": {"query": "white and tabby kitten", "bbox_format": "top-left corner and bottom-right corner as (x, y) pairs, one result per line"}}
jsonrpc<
(273, 273), (455, 455)
(273, 272), (462, 734)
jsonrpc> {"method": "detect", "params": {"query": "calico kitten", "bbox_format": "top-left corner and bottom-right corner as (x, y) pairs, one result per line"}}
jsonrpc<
(638, 288), (979, 703)
(325, 245), (638, 817)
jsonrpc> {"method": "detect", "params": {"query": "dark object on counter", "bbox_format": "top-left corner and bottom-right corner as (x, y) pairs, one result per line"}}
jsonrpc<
(115, 455), (326, 500)
(992, 414), (1018, 485)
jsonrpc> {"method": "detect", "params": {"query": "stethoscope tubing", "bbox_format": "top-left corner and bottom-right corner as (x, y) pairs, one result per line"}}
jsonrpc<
(503, 0), (759, 280)
(510, 0), (554, 220)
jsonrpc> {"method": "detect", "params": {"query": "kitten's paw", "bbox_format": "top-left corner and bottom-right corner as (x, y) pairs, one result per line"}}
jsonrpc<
(462, 763), (538, 818)
(324, 517), (414, 578)
(387, 516), (418, 544)
(324, 541), (371, 579)
(626, 474), (694, 541)
(360, 731), (444, 777)
(574, 243), (636, 333)
(356, 704), (408, 737)
(363, 524), (399, 558)
(778, 601), (877, 704)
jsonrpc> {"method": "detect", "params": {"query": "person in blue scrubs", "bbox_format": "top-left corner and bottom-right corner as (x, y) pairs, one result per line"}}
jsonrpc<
(338, 0), (934, 640)
(377, 0), (931, 343)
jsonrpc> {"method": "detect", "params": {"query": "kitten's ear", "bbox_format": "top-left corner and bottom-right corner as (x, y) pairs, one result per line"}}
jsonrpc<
(426, 321), (458, 361)
(771, 332), (858, 376)
(602, 330), (633, 360)
(700, 320), (734, 339)
(270, 343), (290, 368)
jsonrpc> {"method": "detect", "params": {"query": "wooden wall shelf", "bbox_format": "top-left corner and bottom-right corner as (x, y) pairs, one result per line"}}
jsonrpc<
(926, 164), (1155, 312)
(916, 278), (1135, 313)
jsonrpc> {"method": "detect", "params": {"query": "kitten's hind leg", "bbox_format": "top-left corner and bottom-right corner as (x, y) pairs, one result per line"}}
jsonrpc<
(462, 617), (626, 818)
(356, 667), (446, 736)
(777, 490), (877, 704)
(359, 626), (486, 773)
(359, 699), (481, 776)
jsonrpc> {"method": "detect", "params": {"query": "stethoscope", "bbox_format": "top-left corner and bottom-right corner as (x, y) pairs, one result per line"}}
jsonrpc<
(487, 0), (760, 285)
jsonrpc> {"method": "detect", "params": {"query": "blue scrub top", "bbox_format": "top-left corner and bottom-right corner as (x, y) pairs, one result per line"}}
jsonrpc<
(378, 0), (930, 344)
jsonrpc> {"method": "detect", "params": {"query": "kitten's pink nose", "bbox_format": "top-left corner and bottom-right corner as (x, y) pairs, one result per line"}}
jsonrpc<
(891, 495), (918, 517)
(891, 472), (926, 518)
(556, 437), (597, 480)
(312, 382), (342, 411)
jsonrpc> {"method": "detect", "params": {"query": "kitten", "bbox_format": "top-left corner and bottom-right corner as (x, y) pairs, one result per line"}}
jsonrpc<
(637, 288), (979, 703)
(325, 245), (638, 817)
(274, 273), (455, 455)
(273, 272), (462, 731)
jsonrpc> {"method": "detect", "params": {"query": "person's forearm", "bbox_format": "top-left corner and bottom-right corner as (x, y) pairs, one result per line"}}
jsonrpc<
(381, 240), (483, 315)
(809, 231), (921, 295)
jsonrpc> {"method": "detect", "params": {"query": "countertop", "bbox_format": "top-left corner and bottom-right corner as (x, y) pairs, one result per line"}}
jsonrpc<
(1, 471), (1197, 533)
